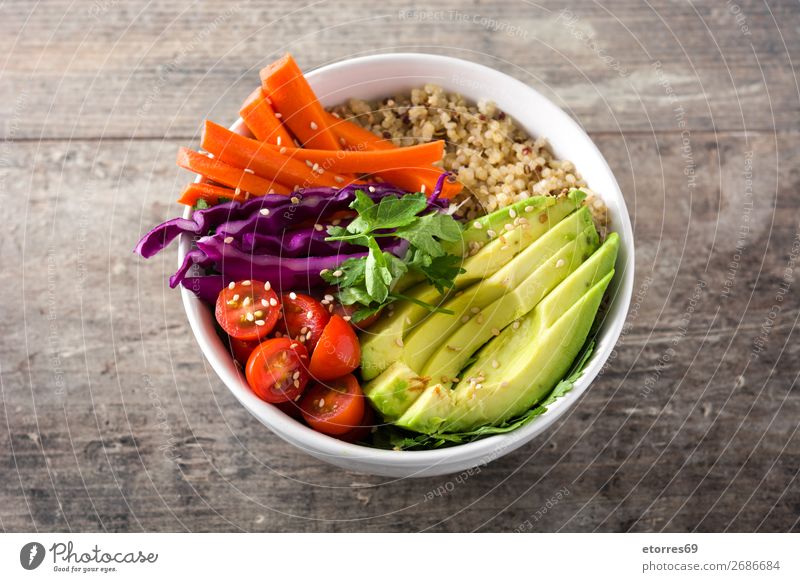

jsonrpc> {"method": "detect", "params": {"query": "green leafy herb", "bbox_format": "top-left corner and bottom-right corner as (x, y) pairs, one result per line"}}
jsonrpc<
(369, 339), (596, 450)
(323, 190), (464, 318)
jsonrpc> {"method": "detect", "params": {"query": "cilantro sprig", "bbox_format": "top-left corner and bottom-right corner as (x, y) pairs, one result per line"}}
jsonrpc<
(323, 190), (464, 321)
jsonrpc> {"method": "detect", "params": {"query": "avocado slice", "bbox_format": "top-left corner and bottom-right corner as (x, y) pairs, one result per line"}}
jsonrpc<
(359, 194), (584, 380)
(420, 224), (601, 383)
(401, 206), (595, 372)
(396, 234), (619, 434)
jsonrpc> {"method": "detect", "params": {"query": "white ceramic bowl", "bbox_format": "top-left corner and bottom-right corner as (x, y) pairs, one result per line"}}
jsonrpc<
(178, 53), (634, 478)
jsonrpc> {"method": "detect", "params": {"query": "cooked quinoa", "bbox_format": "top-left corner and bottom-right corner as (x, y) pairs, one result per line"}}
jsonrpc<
(331, 84), (609, 232)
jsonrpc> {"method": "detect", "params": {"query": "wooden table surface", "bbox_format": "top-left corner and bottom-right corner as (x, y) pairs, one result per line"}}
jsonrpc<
(2, 0), (798, 532)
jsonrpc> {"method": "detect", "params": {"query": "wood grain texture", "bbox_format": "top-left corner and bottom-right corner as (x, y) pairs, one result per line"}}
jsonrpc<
(1, 0), (798, 532)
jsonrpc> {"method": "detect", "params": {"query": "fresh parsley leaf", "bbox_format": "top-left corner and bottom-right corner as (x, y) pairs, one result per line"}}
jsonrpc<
(407, 250), (465, 293)
(394, 212), (462, 257)
(193, 199), (210, 210)
(321, 257), (366, 288)
(340, 193), (428, 237)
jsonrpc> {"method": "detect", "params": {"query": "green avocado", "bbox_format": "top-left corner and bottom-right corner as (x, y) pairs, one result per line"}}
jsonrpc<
(420, 223), (600, 383)
(401, 206), (595, 372)
(359, 193), (584, 380)
(396, 234), (618, 434)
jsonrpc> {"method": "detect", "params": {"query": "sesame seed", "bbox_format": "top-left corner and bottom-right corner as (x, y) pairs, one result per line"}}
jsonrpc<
(331, 218), (341, 226)
(293, 380), (300, 388)
(525, 205), (534, 213)
(492, 328), (500, 336)
(206, 153), (214, 159)
(242, 296), (251, 307)
(420, 184), (426, 193)
(447, 345), (461, 351)
(318, 398), (325, 407)
(504, 223), (514, 231)
(320, 269), (330, 276)
(275, 136), (282, 146)
(232, 294), (240, 301)
(292, 371), (300, 380)
(334, 176), (345, 183)
(290, 196), (300, 204)
(342, 315), (351, 322)
(228, 282), (235, 289)
(259, 298), (267, 308)
(245, 312), (254, 322)
(324, 294), (334, 302)
(312, 163), (320, 172)
(300, 327), (308, 335)
(472, 221), (483, 229)
(264, 281), (271, 291)
(289, 292), (297, 300)
(306, 310), (313, 318)
(461, 315), (470, 323)
(395, 338), (404, 347)
(259, 208), (270, 216)
(305, 331), (312, 340)
(279, 147), (287, 154)
(556, 259), (565, 268)
(235, 187), (241, 196)
(500, 245), (509, 251)
(290, 343), (298, 349)
(274, 112), (282, 118)
(255, 320), (265, 326)
(491, 360), (500, 369)
(368, 186), (376, 193)
(501, 381), (509, 388)
(470, 307), (480, 314)
(242, 280), (251, 286)
(339, 137), (347, 147)
(314, 224), (323, 231)
(310, 121), (318, 131)
(223, 236), (233, 244)
(332, 270), (343, 277)
(243, 168), (255, 174)
(298, 336), (306, 343)
(512, 321), (520, 330)
(269, 298), (278, 307)
(487, 229), (497, 238)
(476, 314), (484, 324)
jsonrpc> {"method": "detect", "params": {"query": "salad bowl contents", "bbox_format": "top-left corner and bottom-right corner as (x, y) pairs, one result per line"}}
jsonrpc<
(135, 53), (633, 477)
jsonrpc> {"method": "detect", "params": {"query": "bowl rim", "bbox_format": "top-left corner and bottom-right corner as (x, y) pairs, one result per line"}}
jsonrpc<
(178, 52), (635, 469)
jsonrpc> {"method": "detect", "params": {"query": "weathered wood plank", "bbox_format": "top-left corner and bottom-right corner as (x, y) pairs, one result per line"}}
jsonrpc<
(0, 0), (798, 139)
(1, 123), (798, 531)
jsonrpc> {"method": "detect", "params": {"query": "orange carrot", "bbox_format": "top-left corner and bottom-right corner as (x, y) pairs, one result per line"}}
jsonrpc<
(322, 111), (462, 198)
(202, 120), (353, 189)
(177, 181), (289, 206)
(240, 139), (443, 174)
(260, 54), (341, 150)
(239, 87), (295, 147)
(176, 147), (290, 196)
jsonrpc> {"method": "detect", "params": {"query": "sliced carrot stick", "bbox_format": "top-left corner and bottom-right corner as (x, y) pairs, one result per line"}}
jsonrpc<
(177, 181), (290, 206)
(176, 148), (290, 196)
(322, 111), (463, 198)
(260, 53), (341, 150)
(249, 140), (443, 174)
(239, 87), (295, 146)
(202, 120), (353, 189)
(177, 183), (246, 206)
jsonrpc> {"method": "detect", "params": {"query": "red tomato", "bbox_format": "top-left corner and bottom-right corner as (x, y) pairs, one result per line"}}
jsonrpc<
(216, 280), (280, 341)
(279, 292), (330, 352)
(274, 400), (304, 420)
(335, 405), (375, 443)
(228, 337), (261, 365)
(332, 302), (382, 331)
(300, 374), (365, 435)
(308, 315), (360, 381)
(245, 338), (310, 403)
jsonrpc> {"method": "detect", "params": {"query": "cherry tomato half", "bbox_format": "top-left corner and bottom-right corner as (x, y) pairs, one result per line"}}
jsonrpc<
(245, 338), (310, 403)
(300, 374), (365, 436)
(279, 292), (330, 352)
(228, 336), (261, 365)
(308, 315), (360, 381)
(335, 405), (375, 443)
(332, 302), (382, 331)
(216, 280), (280, 341)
